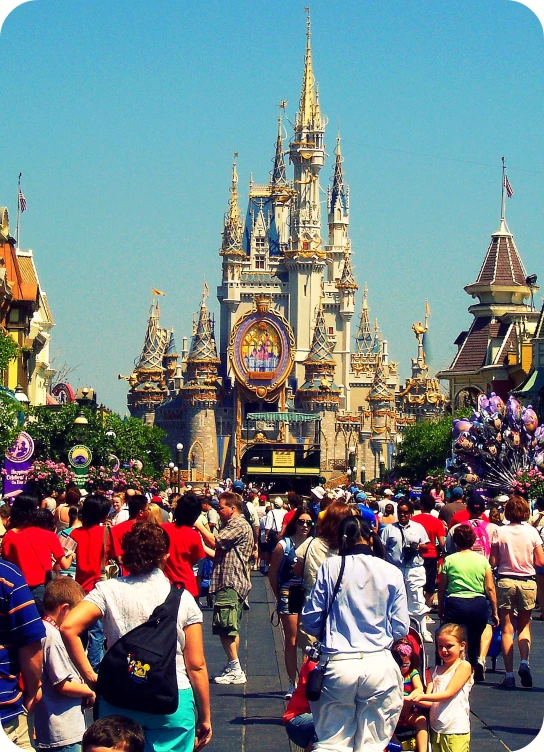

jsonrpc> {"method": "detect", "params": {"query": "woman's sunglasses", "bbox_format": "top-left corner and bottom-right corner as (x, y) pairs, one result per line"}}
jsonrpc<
(297, 519), (313, 526)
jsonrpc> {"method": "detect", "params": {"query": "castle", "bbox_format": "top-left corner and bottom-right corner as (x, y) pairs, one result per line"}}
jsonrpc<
(121, 15), (445, 484)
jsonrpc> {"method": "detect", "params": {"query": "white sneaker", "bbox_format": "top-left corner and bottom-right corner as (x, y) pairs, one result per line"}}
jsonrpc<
(213, 670), (247, 685)
(211, 664), (231, 681)
(284, 682), (296, 699)
(425, 614), (435, 623)
(422, 629), (434, 643)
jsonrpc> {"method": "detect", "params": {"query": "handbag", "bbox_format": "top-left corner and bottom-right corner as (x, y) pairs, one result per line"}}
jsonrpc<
(100, 526), (119, 581)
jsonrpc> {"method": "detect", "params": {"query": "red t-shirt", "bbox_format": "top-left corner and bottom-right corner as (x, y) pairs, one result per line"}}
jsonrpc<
(161, 523), (205, 597)
(106, 519), (137, 574)
(449, 510), (484, 529)
(70, 526), (106, 594)
(414, 514), (446, 558)
(2, 527), (65, 587)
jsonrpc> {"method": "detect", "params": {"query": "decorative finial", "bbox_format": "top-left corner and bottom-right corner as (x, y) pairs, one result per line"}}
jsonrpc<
(201, 281), (210, 306)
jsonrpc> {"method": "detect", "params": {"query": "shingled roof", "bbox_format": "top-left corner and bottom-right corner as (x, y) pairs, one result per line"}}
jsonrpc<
(471, 219), (527, 288)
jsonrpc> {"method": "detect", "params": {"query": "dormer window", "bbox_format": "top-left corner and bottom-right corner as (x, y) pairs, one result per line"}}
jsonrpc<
(255, 255), (265, 269)
(255, 237), (266, 250)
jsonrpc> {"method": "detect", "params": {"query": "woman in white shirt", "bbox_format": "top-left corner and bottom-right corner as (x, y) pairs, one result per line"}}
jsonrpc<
(61, 522), (212, 752)
(301, 516), (409, 752)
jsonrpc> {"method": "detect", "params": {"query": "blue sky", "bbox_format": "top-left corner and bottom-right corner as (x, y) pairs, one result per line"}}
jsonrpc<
(1, 0), (543, 413)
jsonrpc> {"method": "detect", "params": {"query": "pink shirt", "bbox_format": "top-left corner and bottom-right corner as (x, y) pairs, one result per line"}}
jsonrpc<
(491, 523), (542, 577)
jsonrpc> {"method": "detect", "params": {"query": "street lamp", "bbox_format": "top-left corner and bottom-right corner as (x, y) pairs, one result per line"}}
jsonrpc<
(348, 445), (356, 480)
(168, 461), (174, 488)
(176, 443), (183, 485)
(360, 465), (366, 485)
(14, 385), (29, 405)
(379, 453), (385, 480)
(173, 466), (179, 493)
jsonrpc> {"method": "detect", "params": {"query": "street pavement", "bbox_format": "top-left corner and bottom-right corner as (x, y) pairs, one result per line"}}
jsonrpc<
(202, 573), (544, 752)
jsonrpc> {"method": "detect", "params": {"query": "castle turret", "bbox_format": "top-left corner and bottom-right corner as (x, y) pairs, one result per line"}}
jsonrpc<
(296, 296), (340, 455)
(180, 287), (220, 481)
(367, 345), (396, 478)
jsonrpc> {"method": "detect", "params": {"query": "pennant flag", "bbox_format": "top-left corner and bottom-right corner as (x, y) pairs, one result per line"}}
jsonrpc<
(18, 189), (27, 212)
(152, 288), (165, 296)
(425, 300), (431, 317)
(504, 175), (514, 198)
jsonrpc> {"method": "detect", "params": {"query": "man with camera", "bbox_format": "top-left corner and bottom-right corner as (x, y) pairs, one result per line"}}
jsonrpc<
(380, 499), (432, 641)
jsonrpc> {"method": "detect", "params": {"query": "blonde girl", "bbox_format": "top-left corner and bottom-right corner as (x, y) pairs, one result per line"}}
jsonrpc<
(412, 624), (473, 752)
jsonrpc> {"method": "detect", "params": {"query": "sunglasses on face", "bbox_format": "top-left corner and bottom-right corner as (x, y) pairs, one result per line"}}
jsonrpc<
(297, 519), (313, 526)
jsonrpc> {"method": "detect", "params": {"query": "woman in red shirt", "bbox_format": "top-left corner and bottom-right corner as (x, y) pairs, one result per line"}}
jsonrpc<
(69, 494), (111, 670)
(162, 492), (206, 597)
(2, 494), (74, 614)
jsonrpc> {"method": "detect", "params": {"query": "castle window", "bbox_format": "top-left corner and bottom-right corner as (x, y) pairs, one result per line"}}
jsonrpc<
(328, 327), (334, 335)
(255, 255), (265, 269)
(255, 237), (266, 249)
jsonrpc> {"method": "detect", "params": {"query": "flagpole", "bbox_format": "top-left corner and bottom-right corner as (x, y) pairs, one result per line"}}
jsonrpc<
(500, 156), (506, 222)
(15, 173), (22, 248)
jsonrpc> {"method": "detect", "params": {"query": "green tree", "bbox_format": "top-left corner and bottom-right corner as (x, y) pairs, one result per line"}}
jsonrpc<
(0, 330), (19, 374)
(26, 404), (170, 480)
(395, 410), (472, 483)
(0, 391), (22, 456)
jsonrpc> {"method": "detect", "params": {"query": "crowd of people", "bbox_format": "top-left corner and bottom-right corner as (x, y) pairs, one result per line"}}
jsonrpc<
(0, 476), (543, 752)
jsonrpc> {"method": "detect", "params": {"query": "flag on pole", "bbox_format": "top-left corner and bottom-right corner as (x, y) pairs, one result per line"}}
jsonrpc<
(18, 189), (27, 212)
(504, 175), (514, 198)
(425, 300), (431, 317)
(152, 288), (165, 296)
(203, 281), (209, 297)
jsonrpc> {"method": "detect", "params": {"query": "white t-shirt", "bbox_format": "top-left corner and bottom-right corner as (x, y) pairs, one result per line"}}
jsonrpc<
(264, 508), (287, 533)
(84, 568), (202, 689)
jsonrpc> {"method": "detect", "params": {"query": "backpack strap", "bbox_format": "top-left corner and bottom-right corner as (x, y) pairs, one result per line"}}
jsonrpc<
(148, 585), (184, 622)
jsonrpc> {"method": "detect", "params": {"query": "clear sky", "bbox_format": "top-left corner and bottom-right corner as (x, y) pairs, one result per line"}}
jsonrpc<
(1, 0), (543, 414)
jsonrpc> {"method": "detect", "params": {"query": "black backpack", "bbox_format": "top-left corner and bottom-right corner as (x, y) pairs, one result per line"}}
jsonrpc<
(97, 585), (183, 715)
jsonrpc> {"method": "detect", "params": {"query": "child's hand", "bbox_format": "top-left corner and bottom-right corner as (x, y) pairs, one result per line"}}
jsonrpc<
(410, 690), (425, 703)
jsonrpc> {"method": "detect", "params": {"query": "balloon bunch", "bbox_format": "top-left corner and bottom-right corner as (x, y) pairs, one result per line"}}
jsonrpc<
(447, 393), (543, 493)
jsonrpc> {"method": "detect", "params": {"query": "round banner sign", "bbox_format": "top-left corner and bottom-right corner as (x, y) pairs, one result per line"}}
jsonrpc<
(5, 432), (34, 464)
(68, 445), (92, 469)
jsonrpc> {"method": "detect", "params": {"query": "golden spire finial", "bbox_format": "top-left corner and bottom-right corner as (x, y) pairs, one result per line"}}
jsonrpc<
(297, 7), (321, 130)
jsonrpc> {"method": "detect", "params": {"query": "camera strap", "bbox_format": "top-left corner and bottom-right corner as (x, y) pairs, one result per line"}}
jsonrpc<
(319, 554), (346, 642)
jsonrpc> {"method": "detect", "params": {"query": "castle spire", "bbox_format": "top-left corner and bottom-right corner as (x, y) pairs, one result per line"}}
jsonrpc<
(187, 285), (220, 365)
(355, 284), (373, 355)
(304, 296), (334, 365)
(296, 8), (321, 132)
(367, 351), (394, 403)
(271, 109), (287, 186)
(220, 154), (244, 256)
(329, 132), (348, 215)
(336, 246), (358, 291)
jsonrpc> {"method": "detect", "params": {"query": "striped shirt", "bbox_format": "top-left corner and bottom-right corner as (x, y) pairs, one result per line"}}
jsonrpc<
(0, 560), (45, 724)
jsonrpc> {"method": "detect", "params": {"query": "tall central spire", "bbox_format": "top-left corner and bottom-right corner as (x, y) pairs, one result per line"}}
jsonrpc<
(271, 112), (287, 186)
(296, 9), (321, 132)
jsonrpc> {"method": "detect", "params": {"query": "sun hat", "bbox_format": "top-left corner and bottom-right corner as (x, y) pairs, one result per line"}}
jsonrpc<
(311, 486), (326, 500)
(273, 497), (284, 508)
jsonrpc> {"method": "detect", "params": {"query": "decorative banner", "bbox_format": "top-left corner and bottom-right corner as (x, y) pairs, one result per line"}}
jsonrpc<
(68, 444), (92, 489)
(51, 382), (76, 403)
(3, 431), (35, 497)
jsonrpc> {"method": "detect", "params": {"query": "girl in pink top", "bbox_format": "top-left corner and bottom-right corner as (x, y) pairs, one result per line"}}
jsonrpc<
(490, 496), (544, 689)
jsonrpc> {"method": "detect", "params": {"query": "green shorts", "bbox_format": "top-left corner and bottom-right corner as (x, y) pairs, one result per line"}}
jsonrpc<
(212, 587), (244, 636)
(431, 730), (470, 752)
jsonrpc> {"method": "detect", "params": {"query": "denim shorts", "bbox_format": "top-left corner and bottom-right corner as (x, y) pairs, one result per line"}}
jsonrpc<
(285, 713), (315, 748)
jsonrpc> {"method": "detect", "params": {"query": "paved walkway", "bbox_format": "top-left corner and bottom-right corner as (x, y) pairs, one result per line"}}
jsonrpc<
(203, 573), (544, 752)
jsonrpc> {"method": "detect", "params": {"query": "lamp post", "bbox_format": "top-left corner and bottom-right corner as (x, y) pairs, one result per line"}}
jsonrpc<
(379, 453), (386, 480)
(360, 465), (366, 485)
(176, 443), (183, 486)
(168, 461), (174, 489)
(348, 445), (356, 481)
(173, 466), (179, 494)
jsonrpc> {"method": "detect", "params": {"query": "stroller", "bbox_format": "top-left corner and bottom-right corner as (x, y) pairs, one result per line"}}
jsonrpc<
(386, 618), (431, 752)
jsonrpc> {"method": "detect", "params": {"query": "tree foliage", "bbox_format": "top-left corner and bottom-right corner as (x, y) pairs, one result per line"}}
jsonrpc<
(395, 416), (452, 483)
(395, 410), (471, 483)
(0, 392), (23, 457)
(26, 404), (171, 480)
(0, 331), (19, 373)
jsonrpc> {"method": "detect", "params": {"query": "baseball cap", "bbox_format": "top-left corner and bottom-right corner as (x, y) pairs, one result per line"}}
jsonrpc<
(357, 504), (376, 526)
(355, 492), (368, 503)
(273, 497), (284, 508)
(232, 480), (245, 493)
(383, 489), (394, 497)
(452, 486), (464, 499)
(467, 492), (487, 511)
(311, 486), (326, 500)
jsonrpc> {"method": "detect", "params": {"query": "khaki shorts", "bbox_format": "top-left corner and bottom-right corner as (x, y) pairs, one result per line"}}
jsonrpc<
(2, 711), (32, 751)
(212, 587), (244, 636)
(431, 730), (470, 752)
(496, 577), (536, 612)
